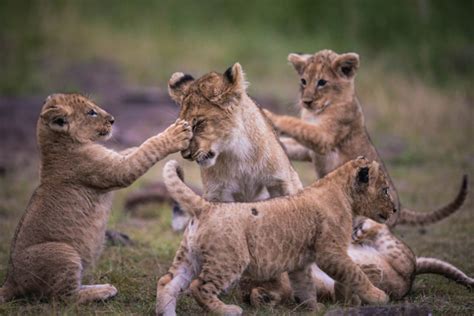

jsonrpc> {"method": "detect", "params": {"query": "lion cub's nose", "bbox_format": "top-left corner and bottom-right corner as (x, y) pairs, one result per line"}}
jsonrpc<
(108, 116), (115, 125)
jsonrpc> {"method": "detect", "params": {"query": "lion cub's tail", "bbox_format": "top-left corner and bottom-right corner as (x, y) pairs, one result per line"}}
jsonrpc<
(416, 257), (473, 289)
(396, 175), (468, 226)
(163, 160), (210, 218)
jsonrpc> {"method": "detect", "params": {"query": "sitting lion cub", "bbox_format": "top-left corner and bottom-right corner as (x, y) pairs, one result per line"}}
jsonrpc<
(0, 93), (191, 303)
(157, 157), (396, 315)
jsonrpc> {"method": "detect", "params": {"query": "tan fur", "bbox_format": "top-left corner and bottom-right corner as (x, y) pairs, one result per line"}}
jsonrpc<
(157, 157), (397, 315)
(264, 49), (468, 227)
(169, 63), (302, 202)
(312, 217), (473, 303)
(0, 93), (192, 303)
(163, 64), (302, 308)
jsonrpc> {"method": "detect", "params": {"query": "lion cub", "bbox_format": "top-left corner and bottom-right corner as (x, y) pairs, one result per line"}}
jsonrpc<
(157, 157), (396, 315)
(264, 49), (467, 226)
(164, 63), (303, 306)
(168, 63), (302, 202)
(0, 93), (191, 303)
(312, 217), (474, 303)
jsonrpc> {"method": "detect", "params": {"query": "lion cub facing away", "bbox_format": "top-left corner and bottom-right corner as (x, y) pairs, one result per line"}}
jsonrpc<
(157, 157), (396, 315)
(0, 94), (192, 304)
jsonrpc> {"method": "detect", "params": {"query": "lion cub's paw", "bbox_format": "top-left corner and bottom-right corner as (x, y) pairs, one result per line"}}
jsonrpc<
(352, 219), (378, 243)
(262, 109), (277, 122)
(250, 287), (281, 307)
(363, 287), (389, 305)
(304, 300), (324, 312)
(218, 304), (243, 316)
(164, 119), (192, 153)
(76, 284), (118, 304)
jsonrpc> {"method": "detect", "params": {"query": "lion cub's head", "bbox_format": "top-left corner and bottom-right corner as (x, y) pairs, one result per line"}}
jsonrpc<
(38, 93), (115, 144)
(348, 157), (396, 224)
(288, 49), (359, 113)
(168, 63), (248, 168)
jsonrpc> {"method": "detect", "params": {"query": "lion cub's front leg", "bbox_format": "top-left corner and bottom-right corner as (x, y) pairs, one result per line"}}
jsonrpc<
(317, 250), (388, 305)
(279, 137), (313, 162)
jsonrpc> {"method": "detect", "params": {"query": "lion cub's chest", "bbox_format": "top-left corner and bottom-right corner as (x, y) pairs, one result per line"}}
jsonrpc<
(204, 166), (268, 202)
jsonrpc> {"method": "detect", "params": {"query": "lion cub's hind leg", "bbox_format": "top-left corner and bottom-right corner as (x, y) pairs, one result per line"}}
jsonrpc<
(156, 244), (198, 316)
(249, 274), (292, 308)
(13, 242), (117, 303)
(289, 267), (323, 311)
(190, 255), (250, 316)
(76, 284), (117, 303)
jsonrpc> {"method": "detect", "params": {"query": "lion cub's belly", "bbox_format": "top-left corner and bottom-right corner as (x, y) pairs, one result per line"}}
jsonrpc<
(244, 236), (315, 281)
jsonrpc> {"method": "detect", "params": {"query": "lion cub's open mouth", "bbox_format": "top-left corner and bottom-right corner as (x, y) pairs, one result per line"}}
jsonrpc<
(377, 213), (388, 223)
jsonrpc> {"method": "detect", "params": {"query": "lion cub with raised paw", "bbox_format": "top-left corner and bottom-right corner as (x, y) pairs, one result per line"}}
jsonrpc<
(157, 157), (395, 315)
(0, 93), (191, 304)
(264, 49), (468, 227)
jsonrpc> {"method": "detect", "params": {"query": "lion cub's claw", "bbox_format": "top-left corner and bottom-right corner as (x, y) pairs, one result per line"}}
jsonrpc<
(165, 119), (193, 152)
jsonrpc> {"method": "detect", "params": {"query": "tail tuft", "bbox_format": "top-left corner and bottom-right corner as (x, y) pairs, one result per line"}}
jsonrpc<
(397, 174), (468, 226)
(416, 257), (474, 289)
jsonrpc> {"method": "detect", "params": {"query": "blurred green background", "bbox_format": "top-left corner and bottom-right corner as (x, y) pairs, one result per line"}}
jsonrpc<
(1, 0), (473, 95)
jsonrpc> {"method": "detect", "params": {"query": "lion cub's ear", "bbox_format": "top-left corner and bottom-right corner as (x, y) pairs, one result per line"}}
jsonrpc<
(204, 63), (247, 108)
(168, 72), (195, 104)
(223, 62), (248, 95)
(332, 53), (360, 79)
(288, 53), (311, 75)
(357, 166), (370, 184)
(40, 105), (69, 133)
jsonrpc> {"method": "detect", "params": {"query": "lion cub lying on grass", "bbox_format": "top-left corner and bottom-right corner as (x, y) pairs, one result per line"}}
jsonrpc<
(157, 157), (396, 315)
(0, 93), (191, 304)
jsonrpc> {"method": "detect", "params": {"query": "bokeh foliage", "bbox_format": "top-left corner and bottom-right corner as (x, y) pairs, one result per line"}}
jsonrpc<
(0, 0), (472, 95)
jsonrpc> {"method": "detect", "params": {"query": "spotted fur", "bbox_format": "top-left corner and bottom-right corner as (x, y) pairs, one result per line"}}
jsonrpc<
(157, 157), (397, 315)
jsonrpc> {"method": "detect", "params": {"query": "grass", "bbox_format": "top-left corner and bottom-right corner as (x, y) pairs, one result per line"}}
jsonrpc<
(0, 136), (473, 316)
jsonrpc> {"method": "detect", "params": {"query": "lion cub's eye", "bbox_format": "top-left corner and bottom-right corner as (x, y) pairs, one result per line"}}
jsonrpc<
(382, 187), (389, 196)
(300, 78), (307, 86)
(193, 119), (205, 133)
(87, 109), (98, 117)
(317, 79), (327, 87)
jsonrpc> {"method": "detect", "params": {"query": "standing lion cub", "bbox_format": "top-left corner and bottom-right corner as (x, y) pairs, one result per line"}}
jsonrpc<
(0, 93), (191, 303)
(264, 49), (467, 226)
(157, 157), (396, 315)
